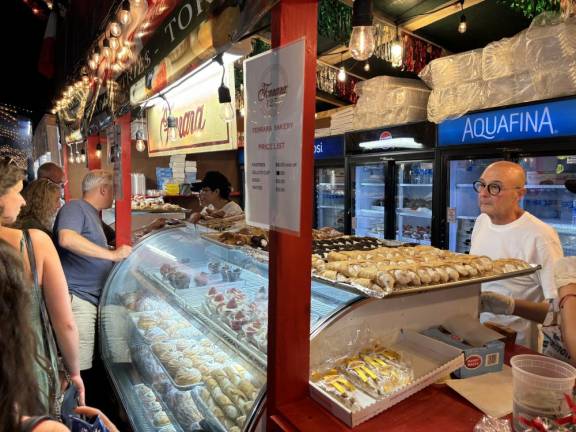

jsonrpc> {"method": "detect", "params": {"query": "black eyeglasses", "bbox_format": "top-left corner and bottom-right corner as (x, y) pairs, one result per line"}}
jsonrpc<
(472, 180), (523, 196)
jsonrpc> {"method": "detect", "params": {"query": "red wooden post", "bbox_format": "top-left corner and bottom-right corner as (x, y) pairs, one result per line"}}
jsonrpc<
(61, 141), (71, 202)
(115, 114), (132, 246)
(86, 134), (101, 170)
(267, 1), (318, 430)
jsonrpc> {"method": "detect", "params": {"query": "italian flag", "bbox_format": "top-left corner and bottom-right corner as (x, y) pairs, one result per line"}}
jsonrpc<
(38, 10), (57, 78)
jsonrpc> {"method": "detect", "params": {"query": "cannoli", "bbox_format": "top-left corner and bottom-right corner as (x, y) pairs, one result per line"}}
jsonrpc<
(311, 369), (358, 408)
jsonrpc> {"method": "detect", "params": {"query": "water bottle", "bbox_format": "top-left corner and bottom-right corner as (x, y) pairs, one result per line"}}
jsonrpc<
(413, 168), (421, 184)
(572, 200), (576, 225)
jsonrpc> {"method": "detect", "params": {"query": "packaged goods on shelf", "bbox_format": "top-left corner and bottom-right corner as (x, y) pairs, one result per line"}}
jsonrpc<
(353, 77), (429, 130)
(420, 13), (576, 123)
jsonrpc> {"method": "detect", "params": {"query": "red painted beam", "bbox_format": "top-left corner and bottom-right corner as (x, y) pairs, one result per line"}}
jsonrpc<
(87, 134), (101, 171)
(267, 1), (318, 431)
(115, 114), (132, 246)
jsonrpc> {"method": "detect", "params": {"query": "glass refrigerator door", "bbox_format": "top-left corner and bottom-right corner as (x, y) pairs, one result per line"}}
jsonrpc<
(395, 161), (433, 245)
(351, 161), (386, 239)
(448, 158), (500, 253)
(315, 166), (345, 232)
(519, 155), (576, 256)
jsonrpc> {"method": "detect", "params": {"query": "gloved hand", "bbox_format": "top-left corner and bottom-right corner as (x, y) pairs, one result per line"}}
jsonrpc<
(481, 291), (515, 315)
(555, 257), (576, 289)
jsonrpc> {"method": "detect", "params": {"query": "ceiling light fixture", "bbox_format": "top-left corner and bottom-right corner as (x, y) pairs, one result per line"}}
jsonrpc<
(390, 25), (403, 68)
(96, 142), (102, 159)
(349, 0), (375, 61)
(215, 55), (235, 123)
(118, 0), (131, 25)
(337, 52), (347, 82)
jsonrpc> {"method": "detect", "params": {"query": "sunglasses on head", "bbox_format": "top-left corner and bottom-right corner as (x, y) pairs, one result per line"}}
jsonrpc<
(0, 156), (17, 167)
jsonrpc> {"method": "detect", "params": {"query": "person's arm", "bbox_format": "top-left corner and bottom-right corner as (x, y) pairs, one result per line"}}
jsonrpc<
(480, 291), (549, 323)
(58, 229), (130, 262)
(30, 230), (85, 405)
(559, 283), (576, 365)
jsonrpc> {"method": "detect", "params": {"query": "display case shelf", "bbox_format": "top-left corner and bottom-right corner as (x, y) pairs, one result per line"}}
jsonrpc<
(398, 183), (433, 187)
(396, 210), (433, 218)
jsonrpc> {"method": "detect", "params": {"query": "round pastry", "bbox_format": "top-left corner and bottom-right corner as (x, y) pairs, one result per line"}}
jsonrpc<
(138, 316), (157, 330)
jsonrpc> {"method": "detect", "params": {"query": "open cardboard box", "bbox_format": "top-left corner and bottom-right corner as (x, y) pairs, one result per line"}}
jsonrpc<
(309, 329), (464, 427)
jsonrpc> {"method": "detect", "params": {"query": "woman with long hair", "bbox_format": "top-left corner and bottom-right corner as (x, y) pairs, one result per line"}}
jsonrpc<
(14, 178), (62, 239)
(0, 158), (85, 413)
(0, 238), (117, 431)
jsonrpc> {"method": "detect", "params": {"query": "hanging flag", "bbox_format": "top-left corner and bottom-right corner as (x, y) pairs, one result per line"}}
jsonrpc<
(38, 10), (57, 78)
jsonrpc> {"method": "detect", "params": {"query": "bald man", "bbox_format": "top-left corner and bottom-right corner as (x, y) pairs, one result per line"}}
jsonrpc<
(470, 161), (563, 349)
(38, 162), (66, 185)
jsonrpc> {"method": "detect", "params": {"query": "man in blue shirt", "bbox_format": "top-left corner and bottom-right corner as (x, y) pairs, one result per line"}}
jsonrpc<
(54, 170), (132, 372)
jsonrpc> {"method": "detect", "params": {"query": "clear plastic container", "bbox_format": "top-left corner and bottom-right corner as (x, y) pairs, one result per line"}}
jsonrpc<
(511, 354), (576, 431)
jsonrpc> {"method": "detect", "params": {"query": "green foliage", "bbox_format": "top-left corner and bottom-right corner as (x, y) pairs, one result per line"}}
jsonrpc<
(318, 0), (353, 45)
(497, 0), (560, 18)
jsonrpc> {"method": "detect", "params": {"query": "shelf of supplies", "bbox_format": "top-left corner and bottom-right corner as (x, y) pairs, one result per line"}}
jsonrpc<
(541, 219), (576, 233)
(317, 182), (344, 186)
(359, 182), (385, 186)
(396, 210), (433, 218)
(398, 183), (433, 187)
(357, 209), (385, 217)
(318, 205), (344, 209)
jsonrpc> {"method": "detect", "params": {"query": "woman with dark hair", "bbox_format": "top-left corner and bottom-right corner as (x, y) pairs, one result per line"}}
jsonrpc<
(0, 159), (85, 414)
(14, 178), (62, 239)
(0, 238), (117, 431)
(189, 171), (243, 223)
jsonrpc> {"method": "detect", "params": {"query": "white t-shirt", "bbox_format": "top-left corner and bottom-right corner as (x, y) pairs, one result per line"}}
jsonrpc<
(470, 211), (563, 348)
(201, 201), (243, 219)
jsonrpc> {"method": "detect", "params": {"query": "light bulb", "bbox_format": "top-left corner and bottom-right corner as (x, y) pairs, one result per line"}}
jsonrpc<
(364, 62), (370, 72)
(390, 38), (403, 68)
(68, 152), (74, 163)
(88, 58), (97, 70)
(96, 143), (102, 159)
(118, 0), (131, 25)
(135, 130), (146, 152)
(349, 26), (376, 61)
(337, 66), (346, 82)
(75, 153), (81, 164)
(92, 49), (100, 64)
(102, 39), (111, 59)
(80, 152), (86, 163)
(458, 15), (467, 33)
(109, 21), (122, 37)
(109, 36), (119, 50)
(167, 115), (178, 142)
(219, 103), (235, 122)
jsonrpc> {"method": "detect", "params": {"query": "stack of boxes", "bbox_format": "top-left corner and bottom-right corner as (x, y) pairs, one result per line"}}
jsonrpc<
(169, 155), (186, 184)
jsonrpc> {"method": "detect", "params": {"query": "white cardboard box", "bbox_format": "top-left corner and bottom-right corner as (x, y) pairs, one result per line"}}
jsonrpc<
(310, 329), (464, 427)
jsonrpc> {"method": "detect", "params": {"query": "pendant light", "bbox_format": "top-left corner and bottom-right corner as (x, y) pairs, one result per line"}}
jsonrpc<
(215, 55), (235, 123)
(390, 25), (403, 68)
(337, 52), (346, 82)
(458, 0), (468, 33)
(363, 61), (371, 72)
(80, 147), (86, 163)
(349, 0), (375, 61)
(109, 21), (122, 37)
(68, 144), (74, 164)
(118, 0), (131, 25)
(96, 143), (102, 159)
(102, 38), (111, 59)
(135, 130), (146, 152)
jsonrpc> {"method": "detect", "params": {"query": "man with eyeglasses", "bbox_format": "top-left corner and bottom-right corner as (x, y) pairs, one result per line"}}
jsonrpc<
(470, 161), (563, 350)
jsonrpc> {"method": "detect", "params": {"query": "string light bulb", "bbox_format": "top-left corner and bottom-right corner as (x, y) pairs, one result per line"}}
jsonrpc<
(364, 61), (371, 72)
(68, 147), (74, 164)
(109, 21), (122, 37)
(102, 38), (111, 59)
(80, 148), (86, 163)
(349, 0), (375, 61)
(218, 84), (235, 122)
(338, 66), (347, 82)
(118, 0), (131, 25)
(96, 143), (102, 159)
(92, 47), (100, 64)
(109, 36), (119, 50)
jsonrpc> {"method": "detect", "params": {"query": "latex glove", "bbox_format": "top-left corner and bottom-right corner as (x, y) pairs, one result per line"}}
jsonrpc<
(555, 257), (576, 289)
(481, 291), (515, 315)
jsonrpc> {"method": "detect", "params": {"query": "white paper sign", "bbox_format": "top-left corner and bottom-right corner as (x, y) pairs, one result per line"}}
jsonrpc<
(243, 39), (305, 233)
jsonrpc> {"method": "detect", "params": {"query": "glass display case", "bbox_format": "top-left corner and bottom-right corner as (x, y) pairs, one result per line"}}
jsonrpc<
(99, 225), (359, 432)
(315, 166), (345, 232)
(350, 161), (386, 239)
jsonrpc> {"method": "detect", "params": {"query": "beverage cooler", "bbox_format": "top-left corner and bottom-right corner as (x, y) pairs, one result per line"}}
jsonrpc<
(437, 97), (576, 255)
(344, 122), (437, 244)
(314, 135), (345, 232)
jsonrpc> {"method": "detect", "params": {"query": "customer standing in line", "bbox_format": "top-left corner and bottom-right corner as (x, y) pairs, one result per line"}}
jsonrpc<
(470, 161), (563, 349)
(37, 162), (67, 186)
(0, 157), (84, 412)
(53, 170), (131, 402)
(13, 178), (62, 240)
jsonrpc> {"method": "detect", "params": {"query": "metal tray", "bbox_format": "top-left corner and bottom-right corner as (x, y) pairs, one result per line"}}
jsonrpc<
(133, 383), (188, 432)
(313, 265), (541, 299)
(200, 233), (239, 249)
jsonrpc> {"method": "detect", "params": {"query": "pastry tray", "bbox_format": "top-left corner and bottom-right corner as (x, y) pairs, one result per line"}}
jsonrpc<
(312, 264), (541, 299)
(133, 383), (188, 432)
(200, 232), (239, 249)
(189, 386), (230, 432)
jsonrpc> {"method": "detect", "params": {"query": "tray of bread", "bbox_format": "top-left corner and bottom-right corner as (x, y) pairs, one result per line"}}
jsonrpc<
(312, 245), (539, 298)
(201, 226), (269, 251)
(198, 214), (246, 231)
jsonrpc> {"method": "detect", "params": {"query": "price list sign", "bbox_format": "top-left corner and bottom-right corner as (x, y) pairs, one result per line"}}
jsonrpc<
(243, 39), (305, 233)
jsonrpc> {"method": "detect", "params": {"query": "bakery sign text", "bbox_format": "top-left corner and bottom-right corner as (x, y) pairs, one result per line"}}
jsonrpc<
(160, 105), (207, 143)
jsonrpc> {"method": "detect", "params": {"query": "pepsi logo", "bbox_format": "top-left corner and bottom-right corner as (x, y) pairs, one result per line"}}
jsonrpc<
(465, 355), (482, 369)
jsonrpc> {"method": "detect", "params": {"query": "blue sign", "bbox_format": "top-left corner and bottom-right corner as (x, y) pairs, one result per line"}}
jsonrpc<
(314, 135), (344, 160)
(438, 98), (576, 146)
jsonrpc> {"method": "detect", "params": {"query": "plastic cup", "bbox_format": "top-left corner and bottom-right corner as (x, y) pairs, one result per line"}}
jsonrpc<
(511, 354), (576, 431)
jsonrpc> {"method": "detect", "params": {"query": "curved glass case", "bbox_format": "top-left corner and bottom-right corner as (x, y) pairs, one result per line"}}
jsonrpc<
(99, 225), (359, 432)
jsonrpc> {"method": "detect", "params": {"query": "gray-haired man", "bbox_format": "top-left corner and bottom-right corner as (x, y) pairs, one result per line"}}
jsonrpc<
(54, 169), (132, 371)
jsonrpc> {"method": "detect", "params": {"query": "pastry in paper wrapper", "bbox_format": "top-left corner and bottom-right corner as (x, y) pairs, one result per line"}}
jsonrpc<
(311, 368), (360, 409)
